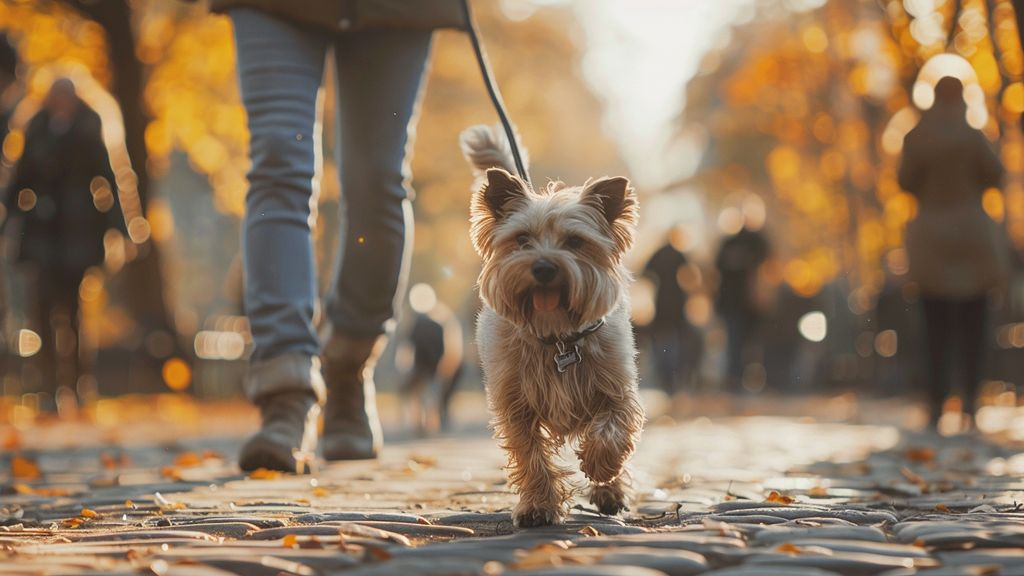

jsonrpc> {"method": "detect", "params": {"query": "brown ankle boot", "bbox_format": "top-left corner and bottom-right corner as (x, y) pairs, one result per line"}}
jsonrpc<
(321, 335), (384, 460)
(239, 390), (320, 472)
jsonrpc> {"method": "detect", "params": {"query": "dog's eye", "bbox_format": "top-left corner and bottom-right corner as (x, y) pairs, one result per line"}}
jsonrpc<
(516, 234), (531, 248)
(565, 235), (584, 250)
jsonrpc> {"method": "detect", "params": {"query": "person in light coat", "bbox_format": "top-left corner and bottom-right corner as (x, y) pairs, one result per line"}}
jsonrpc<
(899, 75), (1007, 430)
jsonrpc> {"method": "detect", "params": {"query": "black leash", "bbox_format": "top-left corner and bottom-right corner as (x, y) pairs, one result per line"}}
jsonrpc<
(459, 0), (532, 186)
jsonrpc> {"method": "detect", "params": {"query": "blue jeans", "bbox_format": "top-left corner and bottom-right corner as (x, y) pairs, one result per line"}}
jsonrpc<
(231, 8), (433, 401)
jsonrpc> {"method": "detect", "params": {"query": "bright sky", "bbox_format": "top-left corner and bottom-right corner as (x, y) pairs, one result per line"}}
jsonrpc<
(572, 0), (757, 189)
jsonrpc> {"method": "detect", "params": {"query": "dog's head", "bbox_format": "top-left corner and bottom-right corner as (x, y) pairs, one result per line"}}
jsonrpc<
(471, 168), (637, 338)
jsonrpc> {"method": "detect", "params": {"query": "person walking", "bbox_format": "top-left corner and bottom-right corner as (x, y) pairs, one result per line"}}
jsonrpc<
(2, 78), (124, 407)
(714, 217), (769, 390)
(642, 227), (695, 397)
(206, 0), (464, 471)
(899, 76), (1007, 430)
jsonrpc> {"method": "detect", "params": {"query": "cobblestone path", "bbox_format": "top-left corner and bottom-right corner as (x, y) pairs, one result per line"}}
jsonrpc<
(2, 397), (1023, 575)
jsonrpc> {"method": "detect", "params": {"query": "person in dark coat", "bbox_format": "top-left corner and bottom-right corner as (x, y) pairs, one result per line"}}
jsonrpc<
(403, 311), (445, 434)
(2, 78), (123, 404)
(715, 219), (769, 390)
(643, 227), (696, 396)
(899, 76), (1008, 430)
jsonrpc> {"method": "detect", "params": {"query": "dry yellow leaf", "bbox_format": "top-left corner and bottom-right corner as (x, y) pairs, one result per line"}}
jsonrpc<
(807, 486), (829, 497)
(174, 452), (202, 467)
(904, 447), (935, 463)
(63, 517), (84, 528)
(777, 543), (803, 554)
(282, 534), (298, 548)
(365, 546), (392, 561)
(13, 483), (70, 497)
(249, 468), (283, 480)
(160, 466), (182, 481)
(11, 455), (40, 479)
(3, 430), (20, 451)
(934, 503), (951, 512)
(80, 508), (99, 519)
(312, 487), (329, 497)
(765, 490), (796, 504)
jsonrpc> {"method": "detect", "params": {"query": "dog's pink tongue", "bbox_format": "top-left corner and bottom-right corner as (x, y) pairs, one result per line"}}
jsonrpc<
(532, 288), (561, 312)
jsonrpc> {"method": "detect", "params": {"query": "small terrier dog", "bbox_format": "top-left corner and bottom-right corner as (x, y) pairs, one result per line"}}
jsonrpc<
(460, 125), (645, 527)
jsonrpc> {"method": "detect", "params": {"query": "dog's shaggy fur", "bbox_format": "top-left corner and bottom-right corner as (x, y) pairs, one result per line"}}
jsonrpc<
(460, 125), (645, 527)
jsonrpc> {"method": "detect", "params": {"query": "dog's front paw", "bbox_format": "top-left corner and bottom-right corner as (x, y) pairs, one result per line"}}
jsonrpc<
(513, 502), (564, 528)
(589, 483), (628, 516)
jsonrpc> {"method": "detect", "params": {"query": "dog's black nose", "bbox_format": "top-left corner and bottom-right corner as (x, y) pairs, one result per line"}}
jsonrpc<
(531, 259), (558, 284)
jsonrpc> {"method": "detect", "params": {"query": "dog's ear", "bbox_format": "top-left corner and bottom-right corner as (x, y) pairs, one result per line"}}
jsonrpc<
(582, 176), (638, 252)
(481, 168), (529, 218)
(470, 168), (529, 258)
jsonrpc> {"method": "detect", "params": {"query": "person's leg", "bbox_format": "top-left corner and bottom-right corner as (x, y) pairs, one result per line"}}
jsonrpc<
(957, 296), (988, 421)
(723, 314), (745, 390)
(651, 329), (680, 396)
(231, 7), (329, 471)
(920, 297), (952, 427)
(320, 27), (433, 460)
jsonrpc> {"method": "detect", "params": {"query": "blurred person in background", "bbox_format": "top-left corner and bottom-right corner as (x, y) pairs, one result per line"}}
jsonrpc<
(399, 283), (464, 435)
(2, 78), (123, 409)
(207, 0), (464, 471)
(899, 76), (1007, 432)
(642, 225), (698, 398)
(714, 201), (770, 391)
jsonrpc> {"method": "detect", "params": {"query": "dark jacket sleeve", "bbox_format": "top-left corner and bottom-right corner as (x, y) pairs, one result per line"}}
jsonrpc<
(975, 131), (1005, 190)
(897, 130), (923, 196)
(82, 110), (127, 235)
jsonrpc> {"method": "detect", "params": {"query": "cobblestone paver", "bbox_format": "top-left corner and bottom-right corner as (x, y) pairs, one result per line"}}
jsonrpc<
(2, 398), (1023, 575)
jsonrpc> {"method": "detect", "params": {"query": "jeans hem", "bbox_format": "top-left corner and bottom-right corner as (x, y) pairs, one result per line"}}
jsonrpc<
(246, 352), (326, 404)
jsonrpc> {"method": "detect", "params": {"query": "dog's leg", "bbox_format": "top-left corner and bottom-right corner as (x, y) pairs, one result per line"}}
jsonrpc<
(577, 401), (643, 516)
(493, 402), (571, 527)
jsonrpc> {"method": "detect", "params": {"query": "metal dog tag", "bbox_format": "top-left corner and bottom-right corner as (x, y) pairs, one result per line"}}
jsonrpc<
(554, 343), (582, 373)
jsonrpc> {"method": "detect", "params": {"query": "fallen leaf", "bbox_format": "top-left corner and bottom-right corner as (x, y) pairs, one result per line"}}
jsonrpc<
(282, 534), (298, 548)
(777, 543), (803, 554)
(807, 486), (829, 497)
(409, 454), (437, 467)
(125, 500), (135, 509)
(13, 484), (70, 497)
(364, 546), (392, 561)
(3, 430), (20, 451)
(934, 503), (951, 512)
(100, 453), (117, 470)
(80, 508), (100, 519)
(202, 450), (223, 460)
(173, 452), (201, 468)
(765, 490), (796, 504)
(578, 525), (601, 537)
(248, 468), (282, 480)
(311, 487), (329, 497)
(62, 517), (84, 528)
(11, 455), (40, 479)
(904, 447), (936, 463)
(160, 466), (182, 481)
(900, 467), (929, 491)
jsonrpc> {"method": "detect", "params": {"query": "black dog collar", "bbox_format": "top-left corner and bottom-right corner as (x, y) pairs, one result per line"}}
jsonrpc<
(539, 318), (606, 373)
